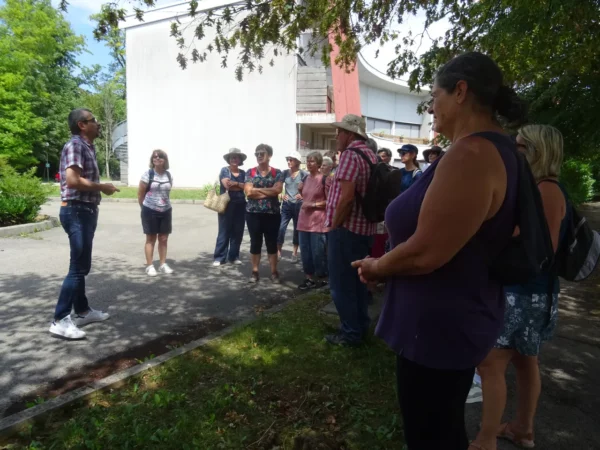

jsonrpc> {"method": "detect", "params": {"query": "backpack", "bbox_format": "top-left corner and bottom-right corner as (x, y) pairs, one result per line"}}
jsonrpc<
(348, 148), (402, 223)
(249, 167), (277, 179)
(545, 180), (600, 281)
(145, 169), (172, 194)
(482, 134), (555, 285)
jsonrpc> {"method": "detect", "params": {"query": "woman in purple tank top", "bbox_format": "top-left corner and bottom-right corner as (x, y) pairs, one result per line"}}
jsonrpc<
(352, 52), (527, 450)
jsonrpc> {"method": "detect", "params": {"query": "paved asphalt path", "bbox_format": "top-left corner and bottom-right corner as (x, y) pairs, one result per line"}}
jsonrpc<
(1, 201), (599, 449)
(0, 201), (306, 415)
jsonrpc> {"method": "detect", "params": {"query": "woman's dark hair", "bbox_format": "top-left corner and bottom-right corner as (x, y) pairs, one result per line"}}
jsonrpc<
(149, 149), (170, 170)
(255, 143), (273, 156)
(398, 144), (420, 168)
(378, 148), (392, 158)
(435, 52), (527, 125)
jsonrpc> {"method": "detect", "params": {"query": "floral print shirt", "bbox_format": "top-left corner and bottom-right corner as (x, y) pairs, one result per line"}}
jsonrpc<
(245, 167), (283, 214)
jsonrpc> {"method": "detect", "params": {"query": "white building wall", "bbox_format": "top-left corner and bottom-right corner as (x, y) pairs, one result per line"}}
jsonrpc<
(126, 18), (298, 187)
(359, 82), (423, 125)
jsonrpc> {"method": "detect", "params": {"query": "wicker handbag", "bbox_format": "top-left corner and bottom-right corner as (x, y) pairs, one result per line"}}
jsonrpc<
(204, 185), (230, 214)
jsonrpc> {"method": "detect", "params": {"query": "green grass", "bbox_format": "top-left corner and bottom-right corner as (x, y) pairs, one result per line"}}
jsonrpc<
(2, 294), (401, 449)
(48, 184), (215, 201)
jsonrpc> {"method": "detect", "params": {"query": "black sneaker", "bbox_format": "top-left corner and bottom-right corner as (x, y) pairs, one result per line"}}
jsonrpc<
(315, 280), (328, 289)
(325, 333), (361, 347)
(298, 279), (316, 290)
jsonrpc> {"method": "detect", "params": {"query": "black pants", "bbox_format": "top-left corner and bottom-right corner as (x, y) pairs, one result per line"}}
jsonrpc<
(396, 355), (474, 450)
(246, 212), (281, 255)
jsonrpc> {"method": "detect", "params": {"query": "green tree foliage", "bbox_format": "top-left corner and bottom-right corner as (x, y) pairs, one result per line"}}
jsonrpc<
(89, 0), (599, 160)
(0, 156), (52, 226)
(80, 80), (126, 179)
(0, 0), (85, 170)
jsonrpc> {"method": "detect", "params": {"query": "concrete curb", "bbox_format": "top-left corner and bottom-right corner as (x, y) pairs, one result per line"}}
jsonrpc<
(0, 296), (305, 437)
(46, 198), (205, 205)
(0, 217), (60, 238)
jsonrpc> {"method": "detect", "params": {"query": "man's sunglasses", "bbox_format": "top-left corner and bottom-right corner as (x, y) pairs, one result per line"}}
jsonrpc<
(81, 117), (99, 124)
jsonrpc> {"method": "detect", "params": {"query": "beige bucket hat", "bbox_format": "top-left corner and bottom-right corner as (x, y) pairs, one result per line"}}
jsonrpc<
(331, 114), (368, 139)
(223, 148), (247, 164)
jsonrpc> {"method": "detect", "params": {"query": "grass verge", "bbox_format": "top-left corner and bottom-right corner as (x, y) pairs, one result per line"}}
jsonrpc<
(48, 184), (215, 201)
(2, 293), (401, 449)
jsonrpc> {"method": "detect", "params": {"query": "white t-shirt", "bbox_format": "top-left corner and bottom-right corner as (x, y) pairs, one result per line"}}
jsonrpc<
(141, 170), (172, 212)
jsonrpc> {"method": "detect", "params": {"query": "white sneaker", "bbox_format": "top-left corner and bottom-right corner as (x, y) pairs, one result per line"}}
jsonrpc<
(159, 263), (174, 274)
(291, 254), (299, 264)
(49, 316), (86, 340)
(146, 265), (158, 277)
(212, 261), (222, 267)
(232, 259), (242, 265)
(72, 308), (110, 327)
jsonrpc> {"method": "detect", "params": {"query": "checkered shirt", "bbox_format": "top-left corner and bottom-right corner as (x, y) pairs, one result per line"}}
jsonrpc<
(59, 135), (101, 205)
(325, 140), (377, 235)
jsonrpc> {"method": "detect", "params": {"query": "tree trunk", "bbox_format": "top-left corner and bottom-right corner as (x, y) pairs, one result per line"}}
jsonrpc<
(105, 137), (110, 179)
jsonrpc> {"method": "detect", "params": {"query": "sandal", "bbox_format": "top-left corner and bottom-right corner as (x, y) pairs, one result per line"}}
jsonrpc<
(248, 271), (259, 283)
(498, 423), (535, 449)
(468, 443), (490, 450)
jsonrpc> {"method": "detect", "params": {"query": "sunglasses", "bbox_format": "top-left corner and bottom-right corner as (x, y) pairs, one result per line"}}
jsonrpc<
(81, 117), (99, 124)
(153, 155), (164, 160)
(255, 152), (267, 157)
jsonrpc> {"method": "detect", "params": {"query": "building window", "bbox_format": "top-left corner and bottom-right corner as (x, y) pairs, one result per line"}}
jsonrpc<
(395, 122), (421, 139)
(366, 118), (392, 135)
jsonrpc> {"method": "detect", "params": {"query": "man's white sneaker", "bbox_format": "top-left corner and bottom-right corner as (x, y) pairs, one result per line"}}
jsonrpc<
(159, 263), (174, 274)
(146, 265), (158, 277)
(232, 259), (242, 265)
(212, 261), (222, 267)
(49, 316), (86, 340)
(72, 308), (110, 327)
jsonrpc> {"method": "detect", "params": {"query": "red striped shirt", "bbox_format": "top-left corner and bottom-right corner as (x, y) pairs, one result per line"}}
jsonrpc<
(325, 141), (377, 235)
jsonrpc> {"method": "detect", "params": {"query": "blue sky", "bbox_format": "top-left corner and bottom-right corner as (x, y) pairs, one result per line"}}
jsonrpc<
(52, 0), (114, 71)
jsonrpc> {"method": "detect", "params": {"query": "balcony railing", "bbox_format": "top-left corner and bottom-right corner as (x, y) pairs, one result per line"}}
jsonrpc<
(111, 120), (128, 150)
(297, 67), (334, 113)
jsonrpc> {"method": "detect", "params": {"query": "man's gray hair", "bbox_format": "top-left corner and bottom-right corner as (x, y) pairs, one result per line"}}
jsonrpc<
(68, 108), (92, 135)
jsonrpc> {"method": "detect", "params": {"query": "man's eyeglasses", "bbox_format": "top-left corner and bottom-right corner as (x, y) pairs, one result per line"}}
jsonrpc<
(255, 152), (267, 157)
(81, 117), (99, 124)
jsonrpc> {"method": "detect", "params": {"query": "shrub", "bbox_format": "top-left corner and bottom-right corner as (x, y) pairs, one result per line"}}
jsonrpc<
(0, 163), (51, 226)
(560, 159), (595, 206)
(199, 182), (218, 200)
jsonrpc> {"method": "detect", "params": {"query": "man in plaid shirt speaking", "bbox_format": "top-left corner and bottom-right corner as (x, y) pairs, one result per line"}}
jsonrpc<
(49, 109), (120, 340)
(324, 114), (377, 346)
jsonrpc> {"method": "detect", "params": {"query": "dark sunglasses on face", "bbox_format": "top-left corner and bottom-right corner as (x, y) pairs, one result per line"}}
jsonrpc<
(255, 152), (267, 157)
(153, 155), (164, 160)
(81, 117), (99, 124)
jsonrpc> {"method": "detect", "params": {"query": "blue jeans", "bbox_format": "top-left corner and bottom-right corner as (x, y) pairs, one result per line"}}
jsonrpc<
(55, 203), (98, 321)
(278, 201), (301, 247)
(327, 227), (373, 343)
(299, 231), (327, 277)
(214, 201), (246, 262)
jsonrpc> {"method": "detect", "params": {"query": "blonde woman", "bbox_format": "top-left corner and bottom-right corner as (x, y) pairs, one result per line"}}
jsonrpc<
(472, 125), (568, 450)
(138, 150), (174, 276)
